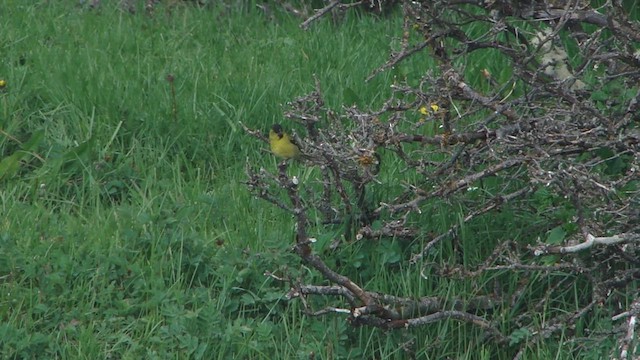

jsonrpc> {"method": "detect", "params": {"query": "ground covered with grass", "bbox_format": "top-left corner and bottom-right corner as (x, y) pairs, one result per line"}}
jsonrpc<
(0, 2), (407, 359)
(1, 1), (636, 359)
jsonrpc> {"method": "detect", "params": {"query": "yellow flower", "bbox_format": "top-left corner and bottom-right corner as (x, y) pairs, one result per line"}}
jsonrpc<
(419, 106), (428, 115)
(0, 80), (6, 88)
(430, 103), (439, 112)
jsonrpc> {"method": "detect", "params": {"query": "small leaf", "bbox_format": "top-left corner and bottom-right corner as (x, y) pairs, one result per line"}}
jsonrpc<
(509, 327), (531, 346)
(0, 153), (23, 180)
(546, 226), (565, 245)
(21, 129), (45, 151)
(240, 293), (255, 306)
(342, 87), (360, 105)
(370, 220), (383, 231)
(0, 130), (44, 180)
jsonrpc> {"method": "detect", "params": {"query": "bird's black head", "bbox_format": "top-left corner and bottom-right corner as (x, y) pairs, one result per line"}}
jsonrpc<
(271, 123), (283, 137)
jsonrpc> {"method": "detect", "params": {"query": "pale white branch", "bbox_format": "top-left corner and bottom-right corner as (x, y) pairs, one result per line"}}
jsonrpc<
(532, 232), (640, 256)
(614, 297), (640, 360)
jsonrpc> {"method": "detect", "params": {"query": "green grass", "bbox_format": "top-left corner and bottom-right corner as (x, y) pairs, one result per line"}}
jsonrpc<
(0, 2), (402, 359)
(0, 1), (632, 359)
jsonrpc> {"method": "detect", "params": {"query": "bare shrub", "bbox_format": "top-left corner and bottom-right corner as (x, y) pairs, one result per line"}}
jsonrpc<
(246, 0), (639, 356)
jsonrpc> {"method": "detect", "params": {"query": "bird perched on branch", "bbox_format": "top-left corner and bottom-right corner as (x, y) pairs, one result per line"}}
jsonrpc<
(269, 123), (301, 159)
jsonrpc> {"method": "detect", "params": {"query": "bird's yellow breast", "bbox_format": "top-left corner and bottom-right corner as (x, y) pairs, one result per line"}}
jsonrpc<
(269, 129), (300, 159)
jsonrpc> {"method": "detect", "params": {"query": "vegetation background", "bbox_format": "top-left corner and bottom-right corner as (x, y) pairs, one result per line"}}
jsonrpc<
(0, 1), (637, 359)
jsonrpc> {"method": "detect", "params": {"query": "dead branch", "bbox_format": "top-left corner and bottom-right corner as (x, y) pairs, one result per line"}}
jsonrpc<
(614, 297), (640, 360)
(246, 0), (640, 353)
(532, 232), (640, 255)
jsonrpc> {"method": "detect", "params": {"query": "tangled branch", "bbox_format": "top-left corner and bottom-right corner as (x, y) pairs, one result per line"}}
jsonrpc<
(247, 0), (639, 355)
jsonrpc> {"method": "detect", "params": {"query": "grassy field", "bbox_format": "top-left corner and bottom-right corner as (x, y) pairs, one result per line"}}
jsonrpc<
(0, 1), (632, 359)
(0, 2), (402, 359)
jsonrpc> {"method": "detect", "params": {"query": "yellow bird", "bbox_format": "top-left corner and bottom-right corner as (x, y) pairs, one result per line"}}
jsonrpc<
(269, 123), (300, 159)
